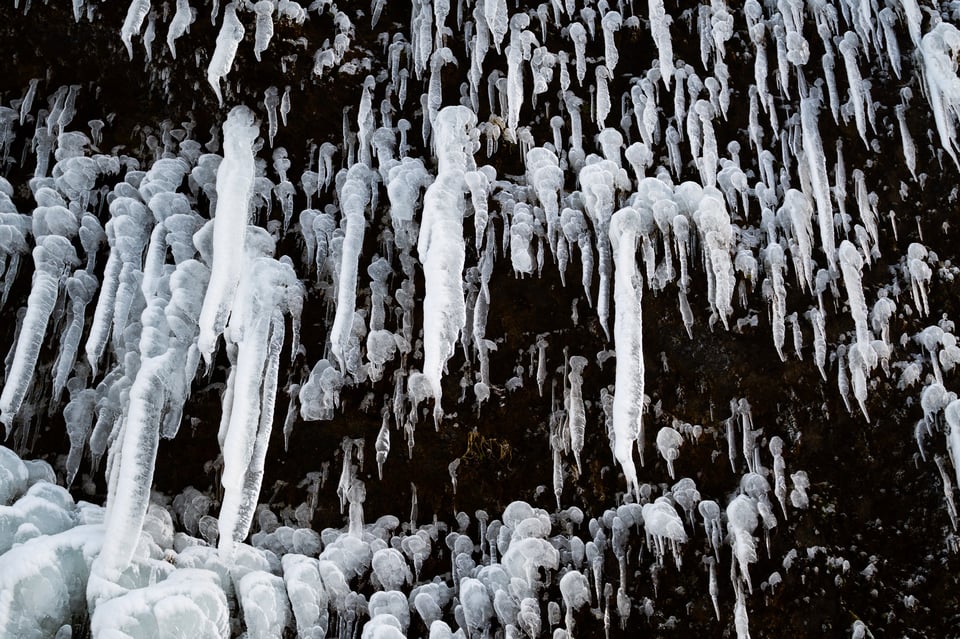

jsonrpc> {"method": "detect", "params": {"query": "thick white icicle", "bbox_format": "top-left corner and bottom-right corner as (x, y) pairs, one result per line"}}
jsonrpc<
(695, 191), (735, 330)
(197, 105), (259, 364)
(727, 494), (759, 595)
(84, 197), (151, 376)
(505, 14), (531, 134)
(907, 243), (932, 317)
(920, 23), (960, 170)
(567, 355), (587, 473)
(526, 148), (562, 252)
(799, 90), (838, 270)
(763, 242), (788, 362)
(484, 0), (508, 53)
(878, 8), (902, 80)
(895, 103), (917, 180)
(95, 356), (167, 579)
(120, 0), (151, 60)
(569, 22), (588, 86)
(388, 158), (433, 251)
(648, 0), (674, 87)
(253, 0), (275, 61)
(839, 241), (877, 421)
(418, 106), (477, 418)
(781, 189), (815, 291)
(944, 400), (960, 494)
(94, 259), (210, 580)
(838, 32), (870, 147)
(166, 0), (194, 59)
(219, 257), (302, 558)
(609, 207), (645, 499)
(1, 236), (78, 431)
(601, 11), (622, 71)
(207, 3), (245, 106)
(329, 164), (372, 376)
(839, 241), (871, 346)
(52, 270), (98, 402)
(580, 159), (628, 340)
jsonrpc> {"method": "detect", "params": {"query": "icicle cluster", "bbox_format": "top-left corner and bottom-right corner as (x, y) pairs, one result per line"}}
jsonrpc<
(2, 0), (960, 636)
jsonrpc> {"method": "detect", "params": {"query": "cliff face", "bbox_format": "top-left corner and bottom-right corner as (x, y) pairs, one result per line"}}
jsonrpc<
(0, 0), (959, 636)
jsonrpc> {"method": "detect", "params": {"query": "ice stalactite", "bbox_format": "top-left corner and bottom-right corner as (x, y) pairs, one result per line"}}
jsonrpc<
(83, 196), (148, 376)
(838, 240), (876, 421)
(695, 190), (735, 331)
(727, 493), (759, 597)
(907, 242), (932, 318)
(414, 106), (476, 421)
(565, 354), (587, 474)
(165, 0), (194, 59)
(329, 163), (373, 378)
(0, 206), (30, 311)
(0, 235), (78, 432)
(526, 147), (563, 254)
(206, 3), (245, 106)
(799, 88), (839, 271)
(91, 255), (209, 584)
(579, 159), (628, 341)
(252, 0), (275, 62)
(218, 254), (303, 558)
(51, 270), (98, 403)
(763, 241), (788, 361)
(920, 23), (960, 170)
(609, 207), (645, 500)
(648, 0), (674, 87)
(197, 105), (259, 364)
(120, 0), (151, 60)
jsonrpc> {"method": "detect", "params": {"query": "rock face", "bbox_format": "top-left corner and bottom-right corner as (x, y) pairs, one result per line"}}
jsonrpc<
(0, 1), (959, 637)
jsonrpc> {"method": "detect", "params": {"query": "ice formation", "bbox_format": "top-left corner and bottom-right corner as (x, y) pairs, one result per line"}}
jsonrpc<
(1, 0), (959, 636)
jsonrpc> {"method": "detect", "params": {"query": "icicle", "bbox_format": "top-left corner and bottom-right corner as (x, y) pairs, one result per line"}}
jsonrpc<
(609, 207), (645, 498)
(727, 494), (759, 595)
(52, 270), (98, 403)
(418, 106), (476, 420)
(166, 0), (193, 59)
(799, 89), (838, 271)
(252, 0), (275, 61)
(218, 257), (301, 558)
(707, 557), (720, 620)
(569, 22), (587, 86)
(1, 236), (79, 431)
(536, 336), (548, 397)
(655, 426), (682, 479)
(567, 355), (587, 474)
(120, 0), (151, 60)
(907, 243), (932, 317)
(647, 0), (674, 87)
(264, 86), (279, 148)
(329, 164), (373, 376)
(197, 105), (259, 363)
(206, 3), (245, 106)
(375, 414), (390, 480)
(580, 160), (627, 340)
(600, 11), (622, 71)
(527, 147), (562, 254)
(763, 242), (788, 361)
(552, 432), (564, 509)
(837, 32), (870, 147)
(733, 581), (751, 639)
(695, 191), (735, 330)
